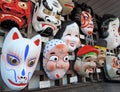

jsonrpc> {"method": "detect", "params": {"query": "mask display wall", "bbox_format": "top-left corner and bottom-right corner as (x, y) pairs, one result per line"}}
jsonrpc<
(54, 21), (81, 52)
(100, 14), (120, 50)
(1, 27), (42, 90)
(32, 0), (63, 37)
(0, 0), (32, 29)
(43, 39), (69, 80)
(74, 45), (98, 78)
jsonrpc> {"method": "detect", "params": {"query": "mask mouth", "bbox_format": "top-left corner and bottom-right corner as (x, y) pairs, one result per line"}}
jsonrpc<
(38, 27), (53, 37)
(0, 20), (19, 30)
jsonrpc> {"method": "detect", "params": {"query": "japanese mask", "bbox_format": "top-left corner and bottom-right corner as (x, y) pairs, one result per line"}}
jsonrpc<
(0, 0), (32, 29)
(95, 39), (107, 67)
(54, 21), (81, 52)
(70, 3), (94, 36)
(32, 0), (63, 37)
(1, 27), (41, 90)
(74, 45), (98, 77)
(101, 14), (120, 50)
(105, 56), (120, 80)
(58, 0), (74, 16)
(43, 39), (69, 80)
(81, 11), (94, 36)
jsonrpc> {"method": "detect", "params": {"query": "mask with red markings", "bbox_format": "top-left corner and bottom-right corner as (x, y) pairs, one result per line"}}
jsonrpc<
(0, 0), (32, 29)
(32, 0), (63, 37)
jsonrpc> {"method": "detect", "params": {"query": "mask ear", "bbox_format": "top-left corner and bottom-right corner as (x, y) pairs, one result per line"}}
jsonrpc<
(31, 34), (41, 47)
(8, 27), (22, 40)
(4, 27), (22, 43)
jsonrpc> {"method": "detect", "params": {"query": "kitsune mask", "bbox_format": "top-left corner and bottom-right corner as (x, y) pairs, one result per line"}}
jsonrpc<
(0, 0), (32, 29)
(32, 0), (63, 37)
(1, 27), (41, 90)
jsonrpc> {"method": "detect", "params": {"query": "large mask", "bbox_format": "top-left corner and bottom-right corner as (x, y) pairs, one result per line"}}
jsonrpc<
(101, 14), (120, 50)
(54, 21), (81, 52)
(1, 27), (41, 90)
(32, 0), (63, 37)
(43, 39), (69, 80)
(0, 0), (32, 29)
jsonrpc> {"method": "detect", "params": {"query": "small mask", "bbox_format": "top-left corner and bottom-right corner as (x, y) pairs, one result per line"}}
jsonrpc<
(74, 45), (98, 77)
(81, 11), (94, 36)
(54, 21), (81, 52)
(32, 0), (63, 37)
(58, 0), (74, 16)
(101, 14), (120, 50)
(43, 39), (69, 80)
(0, 0), (32, 29)
(1, 27), (42, 90)
(105, 56), (120, 79)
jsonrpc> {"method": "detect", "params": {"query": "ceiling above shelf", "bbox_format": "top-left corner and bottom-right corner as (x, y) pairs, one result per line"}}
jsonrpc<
(76, 0), (120, 19)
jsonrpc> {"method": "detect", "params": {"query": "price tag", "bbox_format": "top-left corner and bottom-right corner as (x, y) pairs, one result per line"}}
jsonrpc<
(70, 76), (78, 83)
(39, 81), (50, 88)
(41, 36), (49, 42)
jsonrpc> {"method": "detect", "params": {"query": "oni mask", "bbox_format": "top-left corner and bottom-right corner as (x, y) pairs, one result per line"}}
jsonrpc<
(74, 45), (98, 77)
(0, 0), (32, 29)
(101, 14), (120, 50)
(1, 27), (41, 90)
(43, 39), (69, 80)
(54, 21), (81, 52)
(32, 0), (63, 37)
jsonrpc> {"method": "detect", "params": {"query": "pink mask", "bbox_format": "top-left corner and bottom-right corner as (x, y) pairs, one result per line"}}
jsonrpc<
(43, 39), (70, 80)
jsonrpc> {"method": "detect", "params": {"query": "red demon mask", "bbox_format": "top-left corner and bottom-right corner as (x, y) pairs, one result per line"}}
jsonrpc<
(0, 0), (32, 29)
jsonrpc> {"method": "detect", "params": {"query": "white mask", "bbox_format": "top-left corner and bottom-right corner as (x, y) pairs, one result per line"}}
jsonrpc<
(1, 27), (41, 90)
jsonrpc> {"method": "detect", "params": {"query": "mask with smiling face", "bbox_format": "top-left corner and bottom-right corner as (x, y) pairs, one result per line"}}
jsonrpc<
(1, 27), (41, 90)
(43, 39), (70, 80)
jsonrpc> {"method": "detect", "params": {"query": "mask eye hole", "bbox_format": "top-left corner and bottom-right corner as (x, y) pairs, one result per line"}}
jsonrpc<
(18, 2), (28, 9)
(28, 58), (36, 67)
(7, 54), (20, 66)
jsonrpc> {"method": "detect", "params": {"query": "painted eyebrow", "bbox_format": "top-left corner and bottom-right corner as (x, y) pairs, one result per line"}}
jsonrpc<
(50, 52), (55, 55)
(84, 56), (91, 59)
